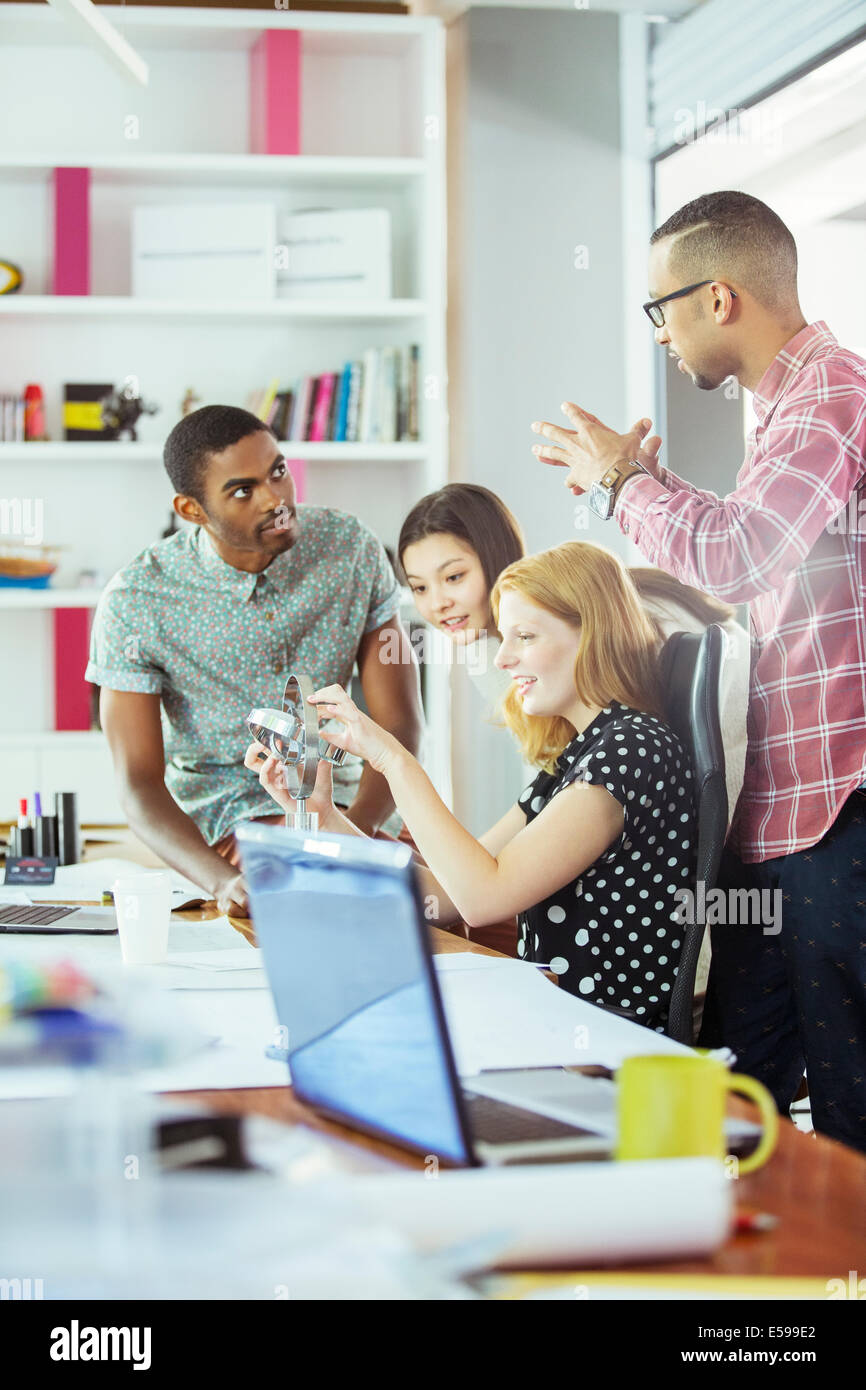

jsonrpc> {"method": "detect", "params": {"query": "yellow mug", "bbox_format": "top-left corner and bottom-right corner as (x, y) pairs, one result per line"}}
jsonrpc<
(615, 1052), (779, 1175)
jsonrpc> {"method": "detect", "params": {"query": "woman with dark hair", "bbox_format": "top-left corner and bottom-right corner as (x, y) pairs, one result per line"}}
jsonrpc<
(398, 484), (530, 841)
(397, 483), (525, 693)
(398, 484), (526, 624)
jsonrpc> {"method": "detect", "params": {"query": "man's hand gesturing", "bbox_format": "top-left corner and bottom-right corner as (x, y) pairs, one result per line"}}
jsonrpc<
(530, 402), (663, 496)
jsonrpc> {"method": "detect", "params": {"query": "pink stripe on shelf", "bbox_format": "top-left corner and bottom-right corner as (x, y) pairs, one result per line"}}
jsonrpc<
(286, 458), (306, 502)
(53, 608), (93, 731)
(53, 168), (90, 296)
(249, 30), (301, 155)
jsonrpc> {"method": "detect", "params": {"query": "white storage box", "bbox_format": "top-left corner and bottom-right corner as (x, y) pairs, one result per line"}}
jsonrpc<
(276, 208), (391, 299)
(132, 203), (277, 300)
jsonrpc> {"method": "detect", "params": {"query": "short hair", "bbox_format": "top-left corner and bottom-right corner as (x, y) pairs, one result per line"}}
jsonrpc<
(163, 405), (271, 504)
(397, 484), (526, 598)
(650, 191), (798, 315)
(491, 542), (665, 771)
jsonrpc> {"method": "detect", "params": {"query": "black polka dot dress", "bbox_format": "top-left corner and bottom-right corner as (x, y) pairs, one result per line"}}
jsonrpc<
(517, 701), (696, 1032)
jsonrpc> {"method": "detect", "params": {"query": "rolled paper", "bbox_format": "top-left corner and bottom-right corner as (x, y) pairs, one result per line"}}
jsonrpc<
(323, 1156), (732, 1267)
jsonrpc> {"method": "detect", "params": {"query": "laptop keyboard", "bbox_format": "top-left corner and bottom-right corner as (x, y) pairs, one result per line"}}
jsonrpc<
(462, 1092), (595, 1144)
(0, 905), (79, 926)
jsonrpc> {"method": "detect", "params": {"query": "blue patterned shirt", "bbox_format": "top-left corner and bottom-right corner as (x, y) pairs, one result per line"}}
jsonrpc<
(85, 508), (400, 844)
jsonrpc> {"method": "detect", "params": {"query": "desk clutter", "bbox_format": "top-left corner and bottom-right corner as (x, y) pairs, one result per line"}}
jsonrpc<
(6, 790), (79, 865)
(0, 888), (779, 1298)
(0, 940), (733, 1292)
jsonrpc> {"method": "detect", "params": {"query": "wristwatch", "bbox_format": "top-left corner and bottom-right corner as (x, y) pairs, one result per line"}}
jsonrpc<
(587, 459), (649, 520)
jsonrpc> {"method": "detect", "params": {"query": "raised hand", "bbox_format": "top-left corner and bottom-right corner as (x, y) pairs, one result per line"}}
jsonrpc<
(531, 403), (663, 495)
(244, 739), (336, 820)
(308, 684), (403, 777)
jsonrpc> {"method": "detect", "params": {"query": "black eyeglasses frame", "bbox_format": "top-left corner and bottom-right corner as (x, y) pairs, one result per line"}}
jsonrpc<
(643, 280), (737, 328)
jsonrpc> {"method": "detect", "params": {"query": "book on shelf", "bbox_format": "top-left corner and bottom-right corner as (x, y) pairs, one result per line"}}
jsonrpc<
(358, 348), (378, 445)
(346, 362), (363, 443)
(0, 395), (25, 443)
(407, 343), (419, 442)
(251, 344), (420, 446)
(310, 374), (337, 442)
(335, 363), (352, 442)
(271, 391), (294, 440)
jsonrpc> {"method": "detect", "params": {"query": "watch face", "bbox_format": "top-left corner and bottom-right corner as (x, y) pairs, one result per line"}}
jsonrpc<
(588, 481), (613, 520)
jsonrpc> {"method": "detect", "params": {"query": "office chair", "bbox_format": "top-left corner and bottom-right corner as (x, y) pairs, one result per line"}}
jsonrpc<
(659, 623), (728, 1045)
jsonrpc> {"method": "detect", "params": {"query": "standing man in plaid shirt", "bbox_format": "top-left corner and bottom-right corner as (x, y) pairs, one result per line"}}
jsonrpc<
(530, 191), (866, 1153)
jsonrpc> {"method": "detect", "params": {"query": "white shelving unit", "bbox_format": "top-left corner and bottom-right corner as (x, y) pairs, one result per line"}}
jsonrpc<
(0, 590), (102, 610)
(0, 3), (449, 822)
(0, 297), (426, 322)
(0, 154), (426, 185)
(0, 441), (428, 464)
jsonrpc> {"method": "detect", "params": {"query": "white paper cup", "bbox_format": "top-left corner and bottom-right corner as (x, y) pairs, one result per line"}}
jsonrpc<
(112, 872), (172, 965)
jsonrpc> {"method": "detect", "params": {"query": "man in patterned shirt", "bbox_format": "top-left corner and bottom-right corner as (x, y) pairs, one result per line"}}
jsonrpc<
(530, 192), (866, 1153)
(87, 405), (423, 918)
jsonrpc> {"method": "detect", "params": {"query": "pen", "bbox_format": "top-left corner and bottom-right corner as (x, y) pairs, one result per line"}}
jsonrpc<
(734, 1206), (778, 1233)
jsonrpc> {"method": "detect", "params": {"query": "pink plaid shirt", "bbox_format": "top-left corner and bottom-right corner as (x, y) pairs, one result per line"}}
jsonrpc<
(617, 321), (866, 862)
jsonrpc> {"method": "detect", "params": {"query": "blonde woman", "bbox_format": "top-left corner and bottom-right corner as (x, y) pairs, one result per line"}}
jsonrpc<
(246, 541), (697, 1032)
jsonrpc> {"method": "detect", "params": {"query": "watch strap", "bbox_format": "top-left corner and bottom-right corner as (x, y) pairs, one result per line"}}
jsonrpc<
(599, 459), (647, 506)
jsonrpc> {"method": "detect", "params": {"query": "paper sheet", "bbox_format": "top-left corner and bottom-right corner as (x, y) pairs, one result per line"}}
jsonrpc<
(166, 948), (264, 973)
(438, 965), (692, 1074)
(432, 954), (549, 973)
(324, 1157), (731, 1266)
(0, 887), (32, 905)
(0, 914), (259, 980)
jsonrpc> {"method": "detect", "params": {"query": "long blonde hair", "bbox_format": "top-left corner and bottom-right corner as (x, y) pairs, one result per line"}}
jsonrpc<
(491, 542), (664, 772)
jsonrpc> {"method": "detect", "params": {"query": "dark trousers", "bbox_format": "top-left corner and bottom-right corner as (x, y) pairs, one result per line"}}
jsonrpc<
(698, 791), (866, 1154)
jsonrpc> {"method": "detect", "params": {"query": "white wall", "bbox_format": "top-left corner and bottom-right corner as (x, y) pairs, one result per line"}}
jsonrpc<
(447, 6), (630, 832)
(797, 219), (866, 360)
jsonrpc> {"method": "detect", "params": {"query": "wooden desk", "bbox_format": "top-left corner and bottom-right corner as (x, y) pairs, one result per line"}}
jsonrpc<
(163, 909), (866, 1279)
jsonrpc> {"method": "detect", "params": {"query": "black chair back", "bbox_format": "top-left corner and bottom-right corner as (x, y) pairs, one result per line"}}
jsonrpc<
(659, 624), (728, 1044)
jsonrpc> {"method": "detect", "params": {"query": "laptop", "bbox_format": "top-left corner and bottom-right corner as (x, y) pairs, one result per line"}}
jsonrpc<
(0, 903), (118, 934)
(238, 822), (664, 1166)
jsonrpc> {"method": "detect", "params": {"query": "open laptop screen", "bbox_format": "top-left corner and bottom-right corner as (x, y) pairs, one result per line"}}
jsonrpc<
(237, 824), (473, 1165)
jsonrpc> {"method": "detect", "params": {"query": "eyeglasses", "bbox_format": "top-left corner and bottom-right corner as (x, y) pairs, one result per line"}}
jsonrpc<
(642, 280), (737, 328)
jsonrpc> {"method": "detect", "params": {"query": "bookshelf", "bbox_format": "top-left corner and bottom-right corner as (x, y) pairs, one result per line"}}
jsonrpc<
(0, 297), (426, 321)
(0, 3), (449, 822)
(0, 441), (428, 463)
(0, 153), (427, 185)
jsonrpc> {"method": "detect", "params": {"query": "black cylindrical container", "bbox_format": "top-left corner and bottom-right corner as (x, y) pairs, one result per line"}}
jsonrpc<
(14, 825), (34, 857)
(35, 814), (58, 859)
(55, 792), (80, 866)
